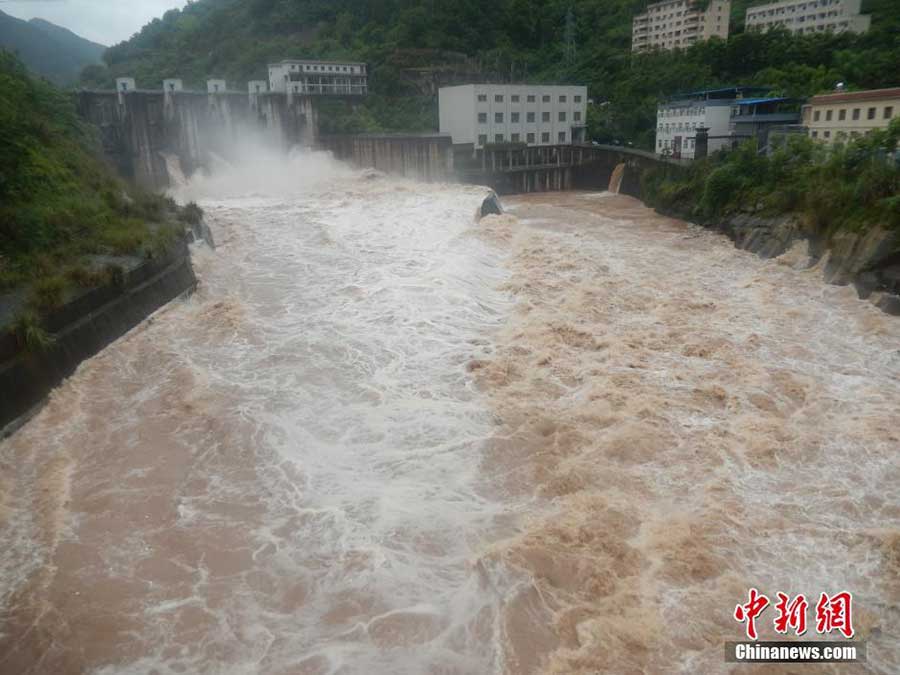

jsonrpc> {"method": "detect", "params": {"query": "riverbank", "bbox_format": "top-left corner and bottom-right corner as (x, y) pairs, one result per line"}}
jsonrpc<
(648, 205), (900, 316)
(0, 236), (199, 433)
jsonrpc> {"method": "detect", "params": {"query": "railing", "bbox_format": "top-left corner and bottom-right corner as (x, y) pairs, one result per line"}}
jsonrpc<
(286, 83), (368, 96)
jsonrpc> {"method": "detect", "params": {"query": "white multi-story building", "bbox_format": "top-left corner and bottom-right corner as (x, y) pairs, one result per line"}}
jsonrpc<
(745, 0), (870, 35)
(268, 60), (368, 96)
(439, 84), (588, 148)
(632, 0), (731, 53)
(655, 87), (769, 159)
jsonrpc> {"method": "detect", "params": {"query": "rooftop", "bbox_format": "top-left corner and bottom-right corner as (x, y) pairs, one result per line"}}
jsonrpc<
(269, 59), (367, 67)
(808, 87), (900, 105)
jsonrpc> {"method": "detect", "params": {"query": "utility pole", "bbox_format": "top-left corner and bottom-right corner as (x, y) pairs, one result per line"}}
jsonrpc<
(564, 7), (577, 68)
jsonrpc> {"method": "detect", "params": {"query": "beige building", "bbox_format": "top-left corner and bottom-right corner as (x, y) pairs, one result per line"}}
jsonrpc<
(745, 0), (870, 35)
(802, 88), (900, 143)
(632, 0), (731, 53)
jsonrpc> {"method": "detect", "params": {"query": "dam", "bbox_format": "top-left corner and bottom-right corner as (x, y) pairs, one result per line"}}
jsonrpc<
(76, 78), (671, 195)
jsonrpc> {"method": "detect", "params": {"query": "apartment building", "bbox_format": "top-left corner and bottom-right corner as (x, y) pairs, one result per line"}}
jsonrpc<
(438, 84), (588, 149)
(655, 86), (769, 159)
(268, 60), (368, 96)
(802, 87), (900, 143)
(745, 0), (870, 35)
(632, 0), (731, 53)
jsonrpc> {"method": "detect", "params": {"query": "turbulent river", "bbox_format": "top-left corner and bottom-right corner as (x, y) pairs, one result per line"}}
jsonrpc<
(1, 154), (899, 674)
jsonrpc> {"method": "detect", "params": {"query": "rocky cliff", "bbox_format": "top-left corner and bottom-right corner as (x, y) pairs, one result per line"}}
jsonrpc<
(677, 210), (900, 315)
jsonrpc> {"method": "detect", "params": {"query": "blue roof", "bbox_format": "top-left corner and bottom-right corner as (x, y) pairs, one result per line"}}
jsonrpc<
(678, 86), (770, 97)
(735, 97), (793, 105)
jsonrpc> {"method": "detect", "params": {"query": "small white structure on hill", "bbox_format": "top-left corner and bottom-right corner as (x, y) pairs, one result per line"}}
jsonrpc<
(163, 79), (184, 93)
(207, 79), (227, 94)
(439, 84), (588, 149)
(268, 60), (368, 96)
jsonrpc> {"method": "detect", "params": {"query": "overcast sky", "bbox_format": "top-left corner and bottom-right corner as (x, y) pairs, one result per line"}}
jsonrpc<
(0, 0), (186, 45)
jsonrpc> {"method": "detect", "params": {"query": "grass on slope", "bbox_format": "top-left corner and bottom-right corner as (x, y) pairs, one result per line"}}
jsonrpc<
(0, 51), (193, 316)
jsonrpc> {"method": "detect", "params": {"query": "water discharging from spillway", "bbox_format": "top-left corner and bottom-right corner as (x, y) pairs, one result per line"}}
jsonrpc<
(2, 153), (900, 674)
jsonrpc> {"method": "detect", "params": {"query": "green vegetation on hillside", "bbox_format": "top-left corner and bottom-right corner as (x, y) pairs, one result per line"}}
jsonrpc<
(79, 0), (900, 144)
(0, 52), (190, 311)
(0, 10), (104, 85)
(642, 119), (900, 233)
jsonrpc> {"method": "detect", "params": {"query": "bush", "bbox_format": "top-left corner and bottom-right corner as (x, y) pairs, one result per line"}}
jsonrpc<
(28, 276), (68, 310)
(65, 264), (109, 288)
(10, 311), (55, 352)
(178, 202), (204, 226)
(701, 164), (743, 217)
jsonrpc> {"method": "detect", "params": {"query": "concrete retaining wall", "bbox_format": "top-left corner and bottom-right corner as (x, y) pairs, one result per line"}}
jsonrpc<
(0, 242), (197, 432)
(321, 134), (455, 182)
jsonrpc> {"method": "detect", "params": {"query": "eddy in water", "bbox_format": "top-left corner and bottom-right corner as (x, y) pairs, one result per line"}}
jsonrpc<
(1, 150), (898, 674)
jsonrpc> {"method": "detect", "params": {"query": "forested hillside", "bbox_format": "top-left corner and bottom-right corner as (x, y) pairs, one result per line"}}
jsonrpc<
(0, 53), (188, 314)
(81, 0), (900, 147)
(0, 10), (104, 85)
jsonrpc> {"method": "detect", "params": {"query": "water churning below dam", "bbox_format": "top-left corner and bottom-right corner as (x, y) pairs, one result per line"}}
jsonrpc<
(1, 154), (899, 674)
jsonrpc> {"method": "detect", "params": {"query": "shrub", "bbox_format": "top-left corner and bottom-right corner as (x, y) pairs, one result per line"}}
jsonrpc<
(10, 311), (55, 352)
(28, 276), (68, 310)
(65, 264), (108, 288)
(701, 165), (742, 216)
(178, 202), (204, 225)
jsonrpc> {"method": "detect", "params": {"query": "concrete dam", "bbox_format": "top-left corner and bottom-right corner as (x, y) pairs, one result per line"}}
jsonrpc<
(77, 83), (324, 190)
(76, 80), (679, 196)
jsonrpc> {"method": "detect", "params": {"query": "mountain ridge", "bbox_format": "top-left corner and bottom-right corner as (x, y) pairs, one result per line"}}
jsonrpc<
(0, 10), (105, 85)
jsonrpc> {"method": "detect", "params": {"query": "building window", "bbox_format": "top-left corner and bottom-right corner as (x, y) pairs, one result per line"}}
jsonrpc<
(559, 95), (567, 103)
(575, 95), (582, 103)
(478, 134), (487, 145)
(495, 94), (504, 103)
(511, 112), (520, 123)
(811, 130), (818, 138)
(885, 106), (894, 119)
(495, 112), (504, 123)
(478, 113), (487, 123)
(542, 95), (551, 102)
(541, 132), (550, 143)
(527, 112), (536, 123)
(852, 108), (860, 120)
(814, 110), (821, 121)
(477, 94), (487, 102)
(542, 112), (551, 122)
(527, 95), (536, 103)
(868, 107), (876, 120)
(559, 111), (567, 122)
(495, 134), (504, 143)
(558, 131), (566, 143)
(512, 95), (520, 103)
(511, 133), (521, 142)
(527, 133), (536, 144)
(839, 109), (846, 121)
(824, 130), (831, 138)
(574, 111), (582, 122)
(825, 110), (832, 121)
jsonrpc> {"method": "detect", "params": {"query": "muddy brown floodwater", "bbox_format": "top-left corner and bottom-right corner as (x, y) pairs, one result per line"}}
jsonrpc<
(1, 158), (898, 675)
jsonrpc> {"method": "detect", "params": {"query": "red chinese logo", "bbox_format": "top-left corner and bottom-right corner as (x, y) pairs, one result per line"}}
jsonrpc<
(774, 593), (808, 636)
(734, 588), (770, 640)
(735, 589), (854, 640)
(815, 592), (854, 639)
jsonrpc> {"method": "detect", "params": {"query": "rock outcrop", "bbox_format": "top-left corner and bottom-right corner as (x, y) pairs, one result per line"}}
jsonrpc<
(654, 204), (900, 316)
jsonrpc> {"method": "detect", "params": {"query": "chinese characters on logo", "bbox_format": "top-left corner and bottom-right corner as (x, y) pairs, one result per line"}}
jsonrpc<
(734, 590), (854, 640)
